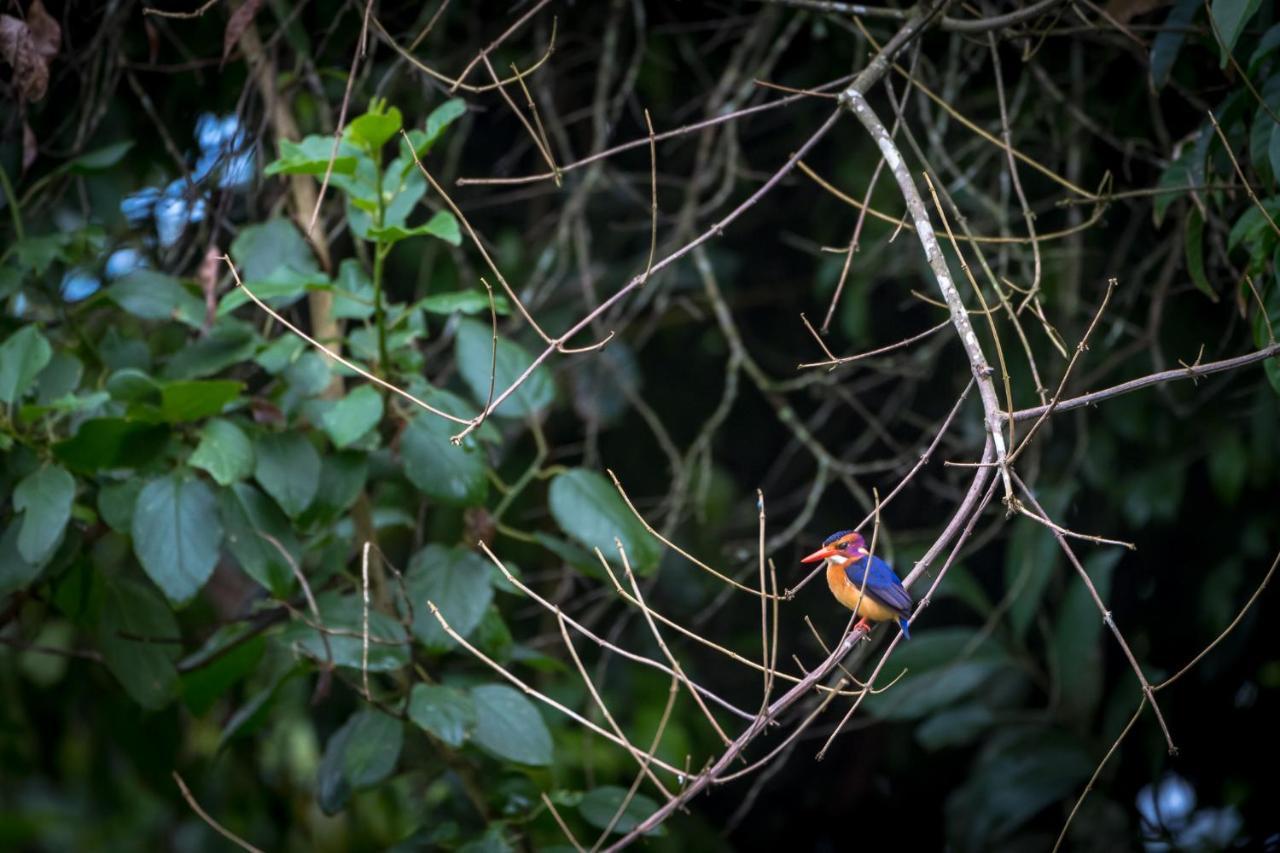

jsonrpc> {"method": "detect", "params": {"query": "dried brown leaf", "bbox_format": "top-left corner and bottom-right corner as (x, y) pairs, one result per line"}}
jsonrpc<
(222, 0), (264, 64)
(0, 1), (61, 102)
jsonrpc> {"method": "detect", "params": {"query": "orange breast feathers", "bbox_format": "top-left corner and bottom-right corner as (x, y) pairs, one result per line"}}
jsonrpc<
(826, 562), (902, 623)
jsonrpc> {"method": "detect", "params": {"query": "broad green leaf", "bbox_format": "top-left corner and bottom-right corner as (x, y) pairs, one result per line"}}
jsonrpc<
(408, 683), (476, 747)
(218, 482), (299, 597)
(1271, 122), (1280, 185)
(160, 379), (243, 422)
(13, 464), (74, 565)
(331, 259), (375, 320)
(180, 631), (265, 716)
(404, 545), (494, 650)
(265, 136), (360, 177)
(107, 270), (204, 326)
(0, 326), (53, 405)
(422, 99), (467, 154)
(98, 578), (180, 709)
(1150, 0), (1199, 89)
(36, 352), (83, 403)
(342, 710), (403, 788)
(946, 728), (1093, 848)
(861, 629), (1011, 720)
(1152, 150), (1191, 228)
(548, 469), (661, 573)
(230, 218), (319, 281)
(1006, 485), (1071, 640)
(455, 318), (554, 417)
(322, 384), (383, 448)
(1210, 0), (1264, 66)
(1052, 550), (1121, 721)
(916, 705), (996, 751)
(161, 323), (259, 380)
(190, 418), (254, 485)
(218, 666), (299, 751)
(255, 432), (320, 517)
(579, 787), (665, 837)
(280, 591), (410, 671)
(302, 450), (368, 525)
(105, 368), (160, 403)
(317, 714), (356, 815)
(418, 289), (511, 316)
(469, 684), (553, 766)
(68, 140), (134, 173)
(1184, 208), (1215, 301)
(401, 413), (489, 507)
(347, 105), (403, 152)
(98, 479), (144, 533)
(0, 524), (43, 595)
(132, 474), (223, 606)
(217, 267), (327, 314)
(53, 418), (170, 472)
(367, 211), (461, 246)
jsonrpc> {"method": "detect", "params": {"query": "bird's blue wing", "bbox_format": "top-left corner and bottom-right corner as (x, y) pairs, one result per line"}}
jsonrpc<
(844, 555), (912, 614)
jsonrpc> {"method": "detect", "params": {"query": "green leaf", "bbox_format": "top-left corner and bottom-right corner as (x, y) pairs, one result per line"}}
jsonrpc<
(231, 218), (319, 281)
(343, 710), (403, 788)
(217, 267), (326, 314)
(53, 418), (170, 472)
(13, 464), (75, 565)
(367, 211), (461, 246)
(401, 413), (489, 507)
(132, 474), (223, 606)
(421, 99), (467, 155)
(36, 351), (83, 403)
(579, 786), (664, 837)
(1184, 208), (1216, 301)
(161, 323), (260, 380)
(0, 326), (53, 405)
(331, 259), (376, 320)
(347, 105), (404, 152)
(1052, 550), (1121, 721)
(255, 432), (320, 517)
(916, 705), (996, 751)
(548, 469), (661, 573)
(303, 450), (368, 525)
(1006, 486), (1071, 640)
(407, 683), (476, 748)
(1150, 0), (1199, 89)
(68, 140), (134, 173)
(189, 418), (254, 485)
(317, 714), (356, 815)
(107, 270), (204, 326)
(946, 728), (1093, 848)
(419, 289), (511, 316)
(279, 591), (410, 671)
(404, 545), (494, 651)
(861, 629), (1012, 720)
(218, 666), (299, 751)
(98, 479), (143, 534)
(455, 318), (555, 417)
(1210, 0), (1264, 66)
(1153, 150), (1192, 228)
(218, 482), (299, 597)
(180, 631), (265, 716)
(322, 384), (383, 448)
(160, 379), (243, 422)
(98, 578), (179, 710)
(0, 524), (43, 595)
(469, 684), (553, 766)
(1271, 122), (1280, 185)
(265, 136), (360, 177)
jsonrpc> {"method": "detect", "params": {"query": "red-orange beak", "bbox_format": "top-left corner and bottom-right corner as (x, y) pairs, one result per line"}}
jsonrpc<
(800, 546), (837, 564)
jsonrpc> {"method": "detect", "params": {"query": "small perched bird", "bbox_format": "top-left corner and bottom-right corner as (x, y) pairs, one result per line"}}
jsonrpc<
(801, 530), (913, 638)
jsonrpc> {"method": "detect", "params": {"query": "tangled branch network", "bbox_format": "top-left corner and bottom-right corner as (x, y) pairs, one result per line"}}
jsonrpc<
(227, 1), (1280, 848)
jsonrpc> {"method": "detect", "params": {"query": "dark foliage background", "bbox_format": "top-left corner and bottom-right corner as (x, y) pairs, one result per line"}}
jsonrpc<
(2, 1), (1278, 851)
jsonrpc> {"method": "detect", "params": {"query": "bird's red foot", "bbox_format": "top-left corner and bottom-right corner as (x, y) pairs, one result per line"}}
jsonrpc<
(854, 618), (872, 640)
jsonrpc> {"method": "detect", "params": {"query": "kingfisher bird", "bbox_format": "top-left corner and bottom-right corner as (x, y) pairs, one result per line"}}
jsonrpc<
(801, 530), (912, 638)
